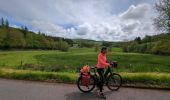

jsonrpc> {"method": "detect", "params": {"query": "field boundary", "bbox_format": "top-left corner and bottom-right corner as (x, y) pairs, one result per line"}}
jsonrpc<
(0, 68), (170, 89)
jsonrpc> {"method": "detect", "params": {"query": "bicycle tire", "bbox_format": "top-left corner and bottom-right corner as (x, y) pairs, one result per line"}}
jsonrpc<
(77, 75), (96, 93)
(106, 73), (122, 91)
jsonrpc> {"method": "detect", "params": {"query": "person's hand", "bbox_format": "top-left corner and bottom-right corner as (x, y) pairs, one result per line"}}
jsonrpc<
(107, 63), (111, 67)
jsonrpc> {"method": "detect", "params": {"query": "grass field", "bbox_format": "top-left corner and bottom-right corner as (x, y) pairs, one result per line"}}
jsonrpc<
(0, 47), (170, 73)
(0, 47), (170, 88)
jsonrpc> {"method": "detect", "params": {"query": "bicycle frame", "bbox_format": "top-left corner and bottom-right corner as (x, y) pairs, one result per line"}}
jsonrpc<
(90, 66), (114, 83)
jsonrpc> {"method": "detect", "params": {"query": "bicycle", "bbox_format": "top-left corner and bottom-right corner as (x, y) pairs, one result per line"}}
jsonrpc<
(77, 61), (122, 93)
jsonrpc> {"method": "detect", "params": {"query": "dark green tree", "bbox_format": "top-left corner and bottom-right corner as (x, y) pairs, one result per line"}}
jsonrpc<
(5, 19), (9, 28)
(56, 40), (69, 51)
(134, 37), (142, 44)
(1, 18), (5, 27)
(38, 31), (41, 35)
(143, 35), (152, 43)
(154, 0), (170, 33)
(21, 26), (28, 37)
(0, 28), (7, 48)
(5, 29), (26, 49)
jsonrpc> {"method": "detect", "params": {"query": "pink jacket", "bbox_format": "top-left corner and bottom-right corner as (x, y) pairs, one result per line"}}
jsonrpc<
(96, 53), (110, 69)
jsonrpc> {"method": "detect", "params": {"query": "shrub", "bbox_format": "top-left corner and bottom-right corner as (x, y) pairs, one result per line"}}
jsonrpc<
(94, 45), (100, 52)
(56, 40), (69, 51)
(151, 40), (170, 55)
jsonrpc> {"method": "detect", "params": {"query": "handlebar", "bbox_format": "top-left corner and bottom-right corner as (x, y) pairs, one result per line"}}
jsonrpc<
(110, 61), (118, 68)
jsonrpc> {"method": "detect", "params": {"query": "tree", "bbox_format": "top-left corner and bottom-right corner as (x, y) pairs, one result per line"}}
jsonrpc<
(1, 18), (4, 27)
(102, 41), (112, 47)
(24, 26), (28, 32)
(38, 31), (41, 35)
(5, 19), (9, 28)
(5, 30), (26, 49)
(21, 26), (28, 37)
(134, 37), (142, 44)
(151, 40), (170, 55)
(0, 29), (7, 48)
(56, 40), (69, 51)
(154, 0), (170, 33)
(64, 38), (73, 46)
(25, 32), (34, 49)
(143, 35), (152, 43)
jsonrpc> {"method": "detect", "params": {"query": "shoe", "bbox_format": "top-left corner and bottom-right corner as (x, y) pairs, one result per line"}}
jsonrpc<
(98, 92), (106, 99)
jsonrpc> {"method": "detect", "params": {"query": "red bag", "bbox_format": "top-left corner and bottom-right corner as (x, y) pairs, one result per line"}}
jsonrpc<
(81, 73), (90, 86)
(80, 65), (91, 86)
(80, 65), (90, 73)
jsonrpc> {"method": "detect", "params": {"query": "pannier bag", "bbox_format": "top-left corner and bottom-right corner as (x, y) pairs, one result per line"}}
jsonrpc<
(80, 65), (91, 86)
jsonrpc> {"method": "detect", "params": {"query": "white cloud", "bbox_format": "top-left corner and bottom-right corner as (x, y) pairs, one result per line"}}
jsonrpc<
(0, 0), (156, 41)
(120, 4), (150, 20)
(122, 22), (139, 33)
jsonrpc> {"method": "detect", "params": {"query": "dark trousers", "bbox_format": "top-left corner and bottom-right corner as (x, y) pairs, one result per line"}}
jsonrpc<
(97, 68), (110, 92)
(97, 68), (105, 92)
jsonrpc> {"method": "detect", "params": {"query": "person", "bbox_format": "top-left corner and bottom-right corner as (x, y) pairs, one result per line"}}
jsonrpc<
(96, 47), (110, 99)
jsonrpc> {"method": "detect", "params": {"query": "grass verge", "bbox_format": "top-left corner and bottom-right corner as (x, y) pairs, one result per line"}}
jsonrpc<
(0, 68), (78, 83)
(0, 68), (170, 89)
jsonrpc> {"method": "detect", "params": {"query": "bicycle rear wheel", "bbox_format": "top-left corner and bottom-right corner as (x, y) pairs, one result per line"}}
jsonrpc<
(77, 75), (96, 93)
(106, 73), (122, 91)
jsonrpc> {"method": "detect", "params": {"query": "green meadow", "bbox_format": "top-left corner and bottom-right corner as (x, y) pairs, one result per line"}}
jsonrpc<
(0, 48), (170, 88)
(0, 47), (170, 73)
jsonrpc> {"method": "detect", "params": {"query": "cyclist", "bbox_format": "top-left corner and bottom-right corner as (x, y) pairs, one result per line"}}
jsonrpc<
(96, 47), (110, 98)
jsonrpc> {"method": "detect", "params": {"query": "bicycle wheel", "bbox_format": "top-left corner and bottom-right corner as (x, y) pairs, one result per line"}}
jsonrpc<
(106, 73), (122, 91)
(77, 75), (96, 93)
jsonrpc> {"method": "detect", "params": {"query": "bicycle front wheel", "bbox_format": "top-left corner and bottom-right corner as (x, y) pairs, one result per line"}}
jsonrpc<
(106, 73), (122, 91)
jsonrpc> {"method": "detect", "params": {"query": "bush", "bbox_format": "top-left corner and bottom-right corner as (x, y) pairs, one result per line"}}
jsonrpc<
(94, 45), (100, 52)
(151, 40), (170, 55)
(56, 40), (69, 51)
(127, 42), (138, 52)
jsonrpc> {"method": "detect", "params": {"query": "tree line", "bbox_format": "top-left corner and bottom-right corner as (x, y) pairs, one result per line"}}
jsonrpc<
(122, 0), (170, 55)
(0, 18), (70, 51)
(122, 33), (170, 55)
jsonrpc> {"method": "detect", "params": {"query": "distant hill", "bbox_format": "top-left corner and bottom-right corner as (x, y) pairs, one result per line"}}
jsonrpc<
(0, 23), (71, 51)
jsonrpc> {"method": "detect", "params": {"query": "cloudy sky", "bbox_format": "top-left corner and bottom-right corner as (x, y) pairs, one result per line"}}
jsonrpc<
(0, 0), (158, 41)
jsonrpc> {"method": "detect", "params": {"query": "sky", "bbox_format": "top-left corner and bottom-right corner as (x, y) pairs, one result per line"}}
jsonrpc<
(0, 0), (158, 41)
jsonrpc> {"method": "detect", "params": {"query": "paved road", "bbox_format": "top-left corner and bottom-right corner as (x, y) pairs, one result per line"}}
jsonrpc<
(0, 78), (169, 100)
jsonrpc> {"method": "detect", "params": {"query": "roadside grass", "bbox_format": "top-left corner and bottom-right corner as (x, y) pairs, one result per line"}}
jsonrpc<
(121, 72), (170, 88)
(0, 68), (170, 88)
(0, 68), (77, 83)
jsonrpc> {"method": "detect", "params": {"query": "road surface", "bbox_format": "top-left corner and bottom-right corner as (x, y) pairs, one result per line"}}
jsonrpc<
(0, 78), (169, 100)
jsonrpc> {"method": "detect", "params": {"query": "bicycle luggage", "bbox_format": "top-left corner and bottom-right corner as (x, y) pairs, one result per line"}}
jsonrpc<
(80, 65), (91, 86)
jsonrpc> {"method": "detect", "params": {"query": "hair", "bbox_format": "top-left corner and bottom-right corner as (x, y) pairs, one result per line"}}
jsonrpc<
(101, 47), (107, 52)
